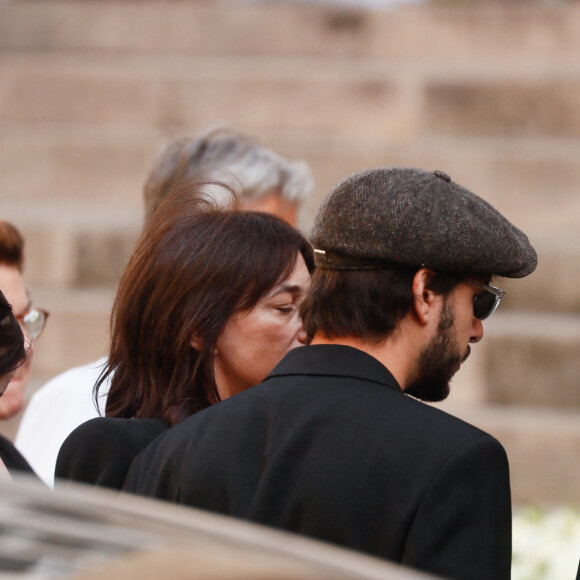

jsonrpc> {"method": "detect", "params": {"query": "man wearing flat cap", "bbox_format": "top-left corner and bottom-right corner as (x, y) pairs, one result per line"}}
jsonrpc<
(124, 167), (537, 580)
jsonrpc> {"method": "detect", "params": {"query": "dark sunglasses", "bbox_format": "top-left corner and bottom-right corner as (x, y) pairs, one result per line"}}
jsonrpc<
(468, 281), (506, 320)
(16, 307), (50, 340)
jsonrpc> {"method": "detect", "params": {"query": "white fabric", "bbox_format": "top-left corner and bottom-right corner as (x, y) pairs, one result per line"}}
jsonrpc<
(15, 358), (110, 487)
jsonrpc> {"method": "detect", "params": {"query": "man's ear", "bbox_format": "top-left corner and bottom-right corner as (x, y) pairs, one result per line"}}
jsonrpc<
(412, 268), (439, 326)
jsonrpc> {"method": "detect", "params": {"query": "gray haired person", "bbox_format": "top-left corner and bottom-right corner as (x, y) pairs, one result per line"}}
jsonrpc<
(124, 166), (537, 580)
(143, 127), (313, 225)
(15, 126), (314, 486)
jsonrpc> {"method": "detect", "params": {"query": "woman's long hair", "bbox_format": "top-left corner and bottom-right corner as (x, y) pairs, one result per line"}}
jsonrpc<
(97, 192), (314, 425)
(0, 290), (26, 379)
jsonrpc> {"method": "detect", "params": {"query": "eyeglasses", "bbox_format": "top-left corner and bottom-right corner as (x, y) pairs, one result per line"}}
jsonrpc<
(16, 307), (49, 340)
(468, 281), (506, 320)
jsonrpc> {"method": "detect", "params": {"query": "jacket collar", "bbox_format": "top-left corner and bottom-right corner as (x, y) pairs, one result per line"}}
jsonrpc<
(265, 344), (402, 394)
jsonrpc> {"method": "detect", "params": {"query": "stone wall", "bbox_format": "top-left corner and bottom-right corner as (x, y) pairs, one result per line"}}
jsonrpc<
(1, 0), (579, 502)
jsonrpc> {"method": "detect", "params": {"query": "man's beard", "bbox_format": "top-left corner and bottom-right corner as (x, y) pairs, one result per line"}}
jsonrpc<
(405, 300), (468, 403)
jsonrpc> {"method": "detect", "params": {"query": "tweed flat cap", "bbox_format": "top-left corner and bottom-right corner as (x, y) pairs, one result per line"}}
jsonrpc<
(311, 167), (537, 278)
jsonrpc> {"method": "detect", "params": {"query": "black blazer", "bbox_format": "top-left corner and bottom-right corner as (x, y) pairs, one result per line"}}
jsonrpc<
(55, 417), (168, 490)
(125, 345), (512, 580)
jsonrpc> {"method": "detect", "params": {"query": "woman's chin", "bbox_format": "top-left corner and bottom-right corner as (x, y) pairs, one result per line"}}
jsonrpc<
(0, 380), (25, 419)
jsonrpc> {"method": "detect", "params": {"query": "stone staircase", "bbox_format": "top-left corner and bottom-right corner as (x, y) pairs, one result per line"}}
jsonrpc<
(0, 0), (579, 503)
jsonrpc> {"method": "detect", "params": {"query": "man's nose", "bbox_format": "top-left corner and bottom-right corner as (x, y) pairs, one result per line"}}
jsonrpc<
(469, 318), (484, 344)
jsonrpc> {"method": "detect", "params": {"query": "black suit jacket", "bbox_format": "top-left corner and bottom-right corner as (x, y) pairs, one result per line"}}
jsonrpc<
(125, 345), (512, 579)
(55, 417), (168, 490)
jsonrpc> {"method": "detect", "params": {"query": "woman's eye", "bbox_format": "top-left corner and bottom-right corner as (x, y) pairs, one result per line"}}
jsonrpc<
(276, 305), (294, 314)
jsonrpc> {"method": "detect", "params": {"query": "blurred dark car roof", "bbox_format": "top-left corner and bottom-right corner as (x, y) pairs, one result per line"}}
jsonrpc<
(0, 475), (440, 579)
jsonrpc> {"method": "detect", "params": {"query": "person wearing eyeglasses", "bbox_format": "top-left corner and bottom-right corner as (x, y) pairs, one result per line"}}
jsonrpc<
(124, 167), (537, 580)
(0, 221), (48, 423)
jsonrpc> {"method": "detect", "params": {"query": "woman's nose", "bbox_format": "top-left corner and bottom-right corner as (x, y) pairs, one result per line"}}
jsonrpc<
(297, 326), (308, 345)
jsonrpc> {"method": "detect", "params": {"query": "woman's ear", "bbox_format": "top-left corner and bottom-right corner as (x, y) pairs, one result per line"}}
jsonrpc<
(191, 336), (219, 355)
(412, 268), (439, 326)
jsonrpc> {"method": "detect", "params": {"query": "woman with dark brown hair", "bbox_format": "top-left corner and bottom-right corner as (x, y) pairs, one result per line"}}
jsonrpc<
(56, 193), (314, 489)
(0, 289), (37, 478)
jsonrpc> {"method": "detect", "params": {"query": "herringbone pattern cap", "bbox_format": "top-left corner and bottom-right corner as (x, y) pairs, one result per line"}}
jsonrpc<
(311, 167), (537, 278)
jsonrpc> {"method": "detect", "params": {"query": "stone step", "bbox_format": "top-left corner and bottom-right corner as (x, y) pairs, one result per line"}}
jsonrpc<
(424, 75), (580, 139)
(3, 200), (142, 289)
(0, 123), (154, 210)
(43, 227), (580, 316)
(2, 123), (580, 236)
(432, 309), (580, 411)
(483, 312), (580, 409)
(29, 286), (114, 380)
(295, 134), (580, 236)
(2, 53), (580, 139)
(2, 126), (580, 306)
(2, 1), (580, 63)
(440, 404), (580, 504)
(502, 236), (580, 314)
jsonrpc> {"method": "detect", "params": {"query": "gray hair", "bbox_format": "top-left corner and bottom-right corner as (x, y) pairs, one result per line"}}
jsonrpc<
(143, 127), (314, 218)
